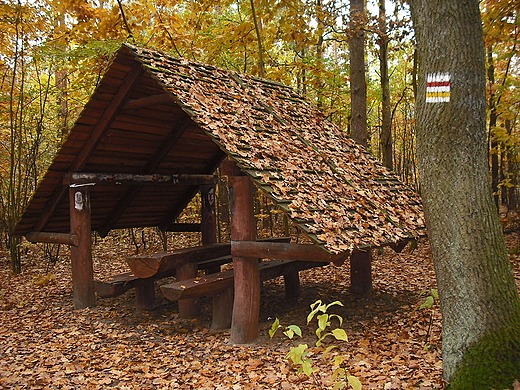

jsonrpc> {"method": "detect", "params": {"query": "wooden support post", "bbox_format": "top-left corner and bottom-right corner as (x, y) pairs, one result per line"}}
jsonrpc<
(228, 173), (259, 344)
(69, 186), (95, 309)
(135, 279), (155, 311)
(350, 250), (372, 295)
(202, 184), (232, 329)
(211, 289), (234, 330)
(201, 184), (218, 271)
(177, 263), (200, 318)
(284, 270), (301, 299)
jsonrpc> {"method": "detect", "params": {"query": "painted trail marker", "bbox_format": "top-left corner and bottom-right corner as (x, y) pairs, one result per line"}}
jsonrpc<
(426, 73), (450, 103)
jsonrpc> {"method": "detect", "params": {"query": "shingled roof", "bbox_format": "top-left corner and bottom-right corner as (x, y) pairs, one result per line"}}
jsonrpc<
(15, 43), (425, 254)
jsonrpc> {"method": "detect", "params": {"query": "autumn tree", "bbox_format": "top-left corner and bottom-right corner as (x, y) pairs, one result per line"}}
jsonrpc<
(377, 0), (392, 169)
(409, 0), (520, 388)
(349, 0), (368, 147)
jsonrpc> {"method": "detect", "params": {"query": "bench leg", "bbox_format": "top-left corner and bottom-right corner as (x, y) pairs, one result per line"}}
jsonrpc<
(178, 263), (200, 318)
(135, 279), (155, 310)
(211, 288), (233, 330)
(284, 270), (301, 299)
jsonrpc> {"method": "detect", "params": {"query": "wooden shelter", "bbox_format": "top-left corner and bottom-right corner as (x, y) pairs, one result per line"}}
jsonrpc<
(14, 43), (425, 343)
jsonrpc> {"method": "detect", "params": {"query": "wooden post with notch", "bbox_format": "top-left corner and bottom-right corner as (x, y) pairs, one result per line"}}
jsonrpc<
(69, 185), (95, 309)
(224, 160), (260, 343)
(202, 183), (233, 330)
(350, 250), (372, 294)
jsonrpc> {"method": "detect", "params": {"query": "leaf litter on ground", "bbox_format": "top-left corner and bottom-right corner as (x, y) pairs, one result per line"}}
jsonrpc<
(1, 230), (519, 389)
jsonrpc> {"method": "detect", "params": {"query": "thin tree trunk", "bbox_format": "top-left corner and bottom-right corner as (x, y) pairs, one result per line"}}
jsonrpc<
(349, 0), (368, 147)
(409, 1), (520, 388)
(249, 0), (265, 78)
(378, 0), (392, 169)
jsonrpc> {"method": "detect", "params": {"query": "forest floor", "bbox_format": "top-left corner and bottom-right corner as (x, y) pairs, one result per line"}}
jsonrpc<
(1, 230), (519, 390)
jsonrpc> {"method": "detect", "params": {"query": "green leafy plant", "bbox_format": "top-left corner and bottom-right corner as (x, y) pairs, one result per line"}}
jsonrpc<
(419, 288), (439, 348)
(270, 300), (362, 390)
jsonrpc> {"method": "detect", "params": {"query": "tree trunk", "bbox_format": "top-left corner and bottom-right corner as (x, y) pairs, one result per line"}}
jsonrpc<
(378, 0), (393, 170)
(349, 0), (368, 147)
(409, 1), (520, 388)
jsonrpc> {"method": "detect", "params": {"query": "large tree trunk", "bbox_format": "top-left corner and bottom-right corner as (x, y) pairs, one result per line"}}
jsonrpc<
(408, 1), (520, 388)
(349, 0), (368, 147)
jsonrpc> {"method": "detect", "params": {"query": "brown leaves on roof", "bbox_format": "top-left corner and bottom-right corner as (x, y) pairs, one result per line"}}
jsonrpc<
(131, 44), (425, 254)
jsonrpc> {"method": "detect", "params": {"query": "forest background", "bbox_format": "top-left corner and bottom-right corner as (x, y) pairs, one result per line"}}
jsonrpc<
(0, 0), (519, 271)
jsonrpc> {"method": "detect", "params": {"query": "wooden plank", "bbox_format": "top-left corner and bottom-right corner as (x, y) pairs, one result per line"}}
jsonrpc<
(160, 259), (321, 301)
(94, 272), (139, 298)
(122, 93), (172, 110)
(126, 243), (232, 278)
(231, 241), (349, 265)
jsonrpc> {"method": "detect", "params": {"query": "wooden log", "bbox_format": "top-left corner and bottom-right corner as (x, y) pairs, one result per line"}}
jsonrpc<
(94, 272), (140, 298)
(284, 270), (301, 299)
(212, 288), (233, 330)
(231, 241), (349, 265)
(66, 172), (217, 186)
(69, 186), (95, 309)
(126, 243), (231, 278)
(161, 259), (318, 301)
(26, 231), (78, 246)
(228, 174), (260, 344)
(135, 278), (156, 311)
(350, 250), (372, 295)
(177, 263), (200, 318)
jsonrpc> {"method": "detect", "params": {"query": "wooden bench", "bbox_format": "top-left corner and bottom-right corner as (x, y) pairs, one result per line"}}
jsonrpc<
(160, 259), (328, 327)
(94, 238), (291, 311)
(93, 254), (233, 309)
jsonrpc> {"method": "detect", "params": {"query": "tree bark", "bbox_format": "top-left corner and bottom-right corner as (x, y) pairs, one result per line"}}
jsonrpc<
(349, 0), (368, 147)
(408, 1), (520, 388)
(378, 0), (393, 170)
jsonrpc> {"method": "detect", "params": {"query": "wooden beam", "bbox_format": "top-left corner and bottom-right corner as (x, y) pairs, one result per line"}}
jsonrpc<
(34, 62), (144, 232)
(26, 231), (78, 246)
(69, 186), (95, 309)
(66, 173), (217, 186)
(201, 183), (231, 328)
(122, 93), (172, 110)
(231, 241), (349, 265)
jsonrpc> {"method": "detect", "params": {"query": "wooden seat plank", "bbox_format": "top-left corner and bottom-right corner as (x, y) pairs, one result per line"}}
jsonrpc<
(160, 259), (324, 301)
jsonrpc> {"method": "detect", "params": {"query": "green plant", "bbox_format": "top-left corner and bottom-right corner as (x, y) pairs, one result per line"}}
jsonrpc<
(270, 300), (362, 390)
(419, 288), (439, 348)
